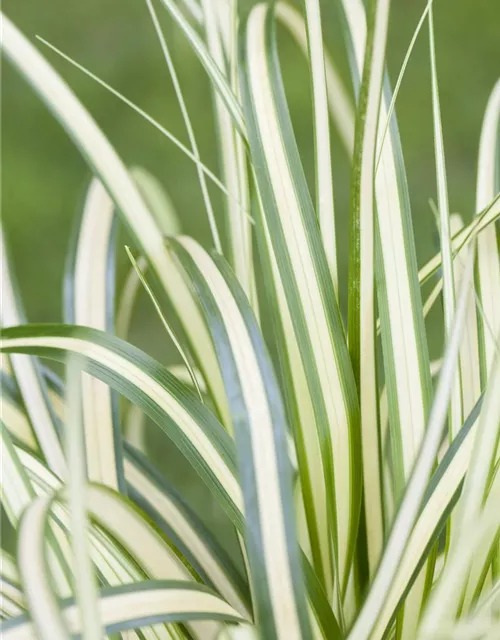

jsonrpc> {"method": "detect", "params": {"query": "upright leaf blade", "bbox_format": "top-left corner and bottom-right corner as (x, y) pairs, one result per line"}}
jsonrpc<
(274, 2), (354, 157)
(339, 0), (432, 496)
(449, 215), (481, 419)
(368, 395), (482, 637)
(171, 237), (314, 639)
(157, 0), (246, 136)
(476, 80), (500, 380)
(339, 1), (434, 629)
(199, 0), (253, 296)
(301, 0), (338, 291)
(65, 178), (123, 490)
(65, 361), (103, 640)
(446, 352), (500, 617)
(17, 497), (69, 640)
(429, 6), (462, 441)
(347, 0), (390, 577)
(348, 250), (474, 640)
(144, 0), (222, 253)
(240, 3), (360, 599)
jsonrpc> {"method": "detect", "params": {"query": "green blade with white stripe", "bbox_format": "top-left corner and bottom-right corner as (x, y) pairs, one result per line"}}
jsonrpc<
(157, 0), (245, 138)
(0, 228), (65, 479)
(429, 6), (462, 443)
(0, 324), (244, 530)
(0, 361), (76, 608)
(416, 193), (500, 336)
(64, 178), (123, 491)
(198, 0), (253, 298)
(339, 0), (433, 505)
(432, 351), (500, 623)
(64, 360), (103, 640)
(1, 580), (245, 640)
(449, 215), (481, 420)
(0, 425), (37, 529)
(124, 444), (251, 618)
(240, 3), (360, 600)
(364, 395), (482, 637)
(16, 497), (69, 640)
(171, 237), (315, 639)
(0, 425), (72, 599)
(347, 0), (390, 581)
(9, 450), (231, 639)
(2, 366), (251, 621)
(339, 1), (434, 630)
(0, 12), (229, 426)
(1, 356), (230, 638)
(300, 0), (338, 291)
(274, 2), (354, 157)
(418, 192), (500, 286)
(0, 554), (25, 620)
(8, 487), (244, 639)
(348, 250), (475, 639)
(475, 80), (500, 380)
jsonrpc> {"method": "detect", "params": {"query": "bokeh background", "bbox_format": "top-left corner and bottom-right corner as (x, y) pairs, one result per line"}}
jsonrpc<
(2, 0), (499, 534)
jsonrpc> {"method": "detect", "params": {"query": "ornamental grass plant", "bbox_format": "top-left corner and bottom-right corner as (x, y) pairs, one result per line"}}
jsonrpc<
(1, 0), (500, 638)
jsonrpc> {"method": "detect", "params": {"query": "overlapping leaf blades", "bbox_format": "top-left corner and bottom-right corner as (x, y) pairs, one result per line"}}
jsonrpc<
(1, 1), (500, 639)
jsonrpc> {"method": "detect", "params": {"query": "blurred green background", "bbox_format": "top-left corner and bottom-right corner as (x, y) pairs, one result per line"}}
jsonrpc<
(2, 0), (499, 533)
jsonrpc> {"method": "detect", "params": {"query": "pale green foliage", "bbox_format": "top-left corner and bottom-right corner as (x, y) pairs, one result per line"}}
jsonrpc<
(1, 1), (500, 639)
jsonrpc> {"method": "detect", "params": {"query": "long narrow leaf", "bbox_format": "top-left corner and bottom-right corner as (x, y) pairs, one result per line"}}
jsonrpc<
(449, 215), (481, 418)
(476, 80), (500, 380)
(274, 2), (354, 157)
(0, 228), (65, 478)
(240, 3), (360, 598)
(65, 178), (123, 490)
(124, 445), (251, 617)
(2, 580), (244, 640)
(144, 0), (222, 253)
(171, 237), (314, 639)
(300, 0), (338, 290)
(199, 0), (253, 295)
(347, 0), (390, 577)
(340, 30), (434, 637)
(3, 369), (249, 621)
(418, 193), (500, 286)
(0, 563), (25, 620)
(0, 430), (72, 598)
(367, 395), (482, 637)
(0, 13), (229, 424)
(339, 1), (434, 629)
(16, 497), (69, 640)
(0, 324), (244, 528)
(157, 0), (246, 136)
(65, 361), (103, 640)
(429, 6), (462, 441)
(348, 248), (474, 640)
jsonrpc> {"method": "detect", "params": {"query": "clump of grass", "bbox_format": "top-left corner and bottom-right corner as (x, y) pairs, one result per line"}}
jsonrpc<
(1, 0), (500, 638)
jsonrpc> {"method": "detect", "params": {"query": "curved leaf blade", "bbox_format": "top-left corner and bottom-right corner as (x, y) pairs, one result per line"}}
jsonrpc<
(171, 237), (313, 639)
(0, 324), (244, 529)
(2, 580), (244, 640)
(0, 12), (229, 425)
